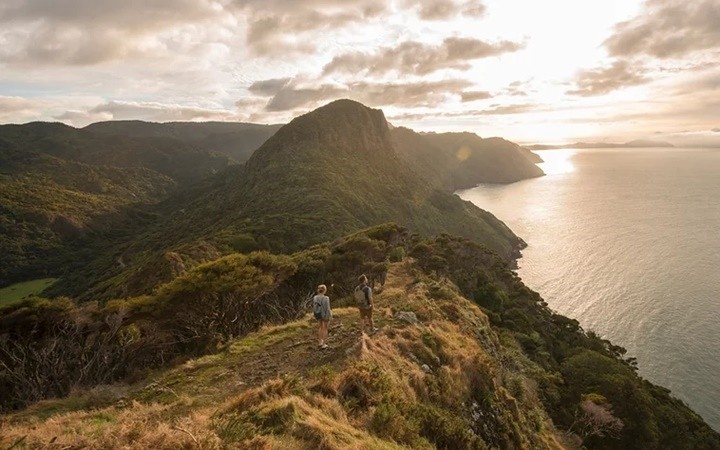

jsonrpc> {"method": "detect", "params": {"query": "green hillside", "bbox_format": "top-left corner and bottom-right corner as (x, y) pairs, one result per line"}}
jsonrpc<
(85, 120), (282, 163)
(0, 120), (273, 288)
(0, 122), (231, 184)
(48, 100), (526, 299)
(392, 127), (544, 190)
(0, 149), (175, 286)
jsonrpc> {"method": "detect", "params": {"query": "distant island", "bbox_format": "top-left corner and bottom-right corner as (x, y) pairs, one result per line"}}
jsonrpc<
(525, 139), (675, 150)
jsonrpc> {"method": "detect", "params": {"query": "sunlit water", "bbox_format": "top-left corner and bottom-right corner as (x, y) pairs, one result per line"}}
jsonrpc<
(458, 148), (720, 431)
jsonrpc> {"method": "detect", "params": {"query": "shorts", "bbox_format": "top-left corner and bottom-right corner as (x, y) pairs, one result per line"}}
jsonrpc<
(359, 306), (373, 319)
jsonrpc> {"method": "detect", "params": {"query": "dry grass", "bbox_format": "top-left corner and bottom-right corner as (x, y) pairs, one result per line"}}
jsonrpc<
(1, 261), (569, 450)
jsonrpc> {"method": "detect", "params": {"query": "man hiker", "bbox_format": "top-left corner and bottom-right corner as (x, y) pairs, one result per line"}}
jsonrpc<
(354, 274), (378, 335)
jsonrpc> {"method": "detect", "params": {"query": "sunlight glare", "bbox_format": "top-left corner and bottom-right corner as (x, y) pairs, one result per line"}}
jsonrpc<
(537, 149), (576, 175)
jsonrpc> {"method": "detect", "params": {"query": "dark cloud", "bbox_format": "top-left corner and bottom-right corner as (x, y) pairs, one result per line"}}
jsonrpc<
(248, 78), (293, 96)
(712, 128), (720, 132)
(266, 84), (346, 111)
(400, 0), (486, 20)
(238, 0), (488, 56)
(444, 37), (521, 59)
(323, 37), (523, 76)
(460, 91), (493, 102)
(567, 60), (650, 96)
(0, 0), (218, 30)
(245, 12), (354, 55)
(238, 0), (386, 56)
(605, 0), (720, 58)
(417, 0), (457, 19)
(235, 97), (269, 109)
(0, 0), (222, 65)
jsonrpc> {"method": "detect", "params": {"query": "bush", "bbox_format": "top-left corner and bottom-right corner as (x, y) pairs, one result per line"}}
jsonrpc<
(388, 246), (406, 262)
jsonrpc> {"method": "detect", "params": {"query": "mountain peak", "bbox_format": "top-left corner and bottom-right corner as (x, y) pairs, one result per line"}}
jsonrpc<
(246, 100), (393, 169)
(291, 99), (389, 137)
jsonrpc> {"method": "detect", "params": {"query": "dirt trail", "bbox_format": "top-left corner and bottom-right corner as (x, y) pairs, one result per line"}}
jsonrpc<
(138, 262), (414, 406)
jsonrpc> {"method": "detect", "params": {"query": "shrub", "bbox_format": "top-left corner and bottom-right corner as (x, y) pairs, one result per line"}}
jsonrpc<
(388, 246), (406, 262)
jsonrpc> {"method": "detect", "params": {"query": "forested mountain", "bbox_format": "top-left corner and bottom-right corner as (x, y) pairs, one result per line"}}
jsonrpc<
(85, 120), (282, 163)
(1, 102), (546, 295)
(392, 127), (544, 189)
(0, 120), (283, 288)
(0, 122), (231, 184)
(48, 100), (529, 299)
(0, 130), (177, 286)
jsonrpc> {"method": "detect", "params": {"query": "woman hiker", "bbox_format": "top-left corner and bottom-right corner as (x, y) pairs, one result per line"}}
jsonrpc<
(313, 284), (332, 349)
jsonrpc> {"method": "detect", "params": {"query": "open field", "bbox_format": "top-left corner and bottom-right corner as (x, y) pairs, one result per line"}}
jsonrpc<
(0, 278), (57, 307)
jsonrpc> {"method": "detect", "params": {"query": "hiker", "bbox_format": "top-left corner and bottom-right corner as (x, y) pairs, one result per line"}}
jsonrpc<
(354, 274), (378, 335)
(313, 284), (332, 349)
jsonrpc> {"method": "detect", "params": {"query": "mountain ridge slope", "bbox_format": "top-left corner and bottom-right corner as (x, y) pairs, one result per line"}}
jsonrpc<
(49, 99), (527, 299)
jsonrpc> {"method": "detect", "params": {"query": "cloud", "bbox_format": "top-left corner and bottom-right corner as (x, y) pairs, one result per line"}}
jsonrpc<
(351, 79), (473, 107)
(265, 84), (347, 111)
(415, 0), (458, 19)
(54, 100), (241, 126)
(474, 104), (537, 115)
(399, 0), (486, 20)
(0, 0), (220, 29)
(245, 77), (473, 112)
(0, 96), (44, 122)
(235, 97), (271, 111)
(0, 0), (223, 66)
(567, 60), (650, 96)
(460, 91), (493, 102)
(504, 80), (529, 96)
(53, 109), (113, 126)
(248, 78), (293, 96)
(386, 103), (539, 121)
(237, 0), (490, 56)
(323, 37), (523, 76)
(238, 0), (386, 56)
(713, 128), (720, 132)
(605, 0), (720, 58)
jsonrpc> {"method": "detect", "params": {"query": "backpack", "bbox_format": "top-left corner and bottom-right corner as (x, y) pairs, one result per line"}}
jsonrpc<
(354, 285), (368, 307)
(313, 295), (324, 320)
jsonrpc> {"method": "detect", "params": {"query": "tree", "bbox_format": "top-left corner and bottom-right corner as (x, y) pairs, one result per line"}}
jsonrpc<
(569, 393), (624, 444)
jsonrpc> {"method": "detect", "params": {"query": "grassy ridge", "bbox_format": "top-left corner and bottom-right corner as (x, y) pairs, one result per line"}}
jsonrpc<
(0, 262), (568, 449)
(4, 244), (718, 448)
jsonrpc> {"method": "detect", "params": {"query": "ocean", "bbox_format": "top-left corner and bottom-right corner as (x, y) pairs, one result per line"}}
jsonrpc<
(458, 147), (720, 431)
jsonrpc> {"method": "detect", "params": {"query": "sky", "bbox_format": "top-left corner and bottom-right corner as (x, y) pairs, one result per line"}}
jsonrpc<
(0, 0), (718, 145)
